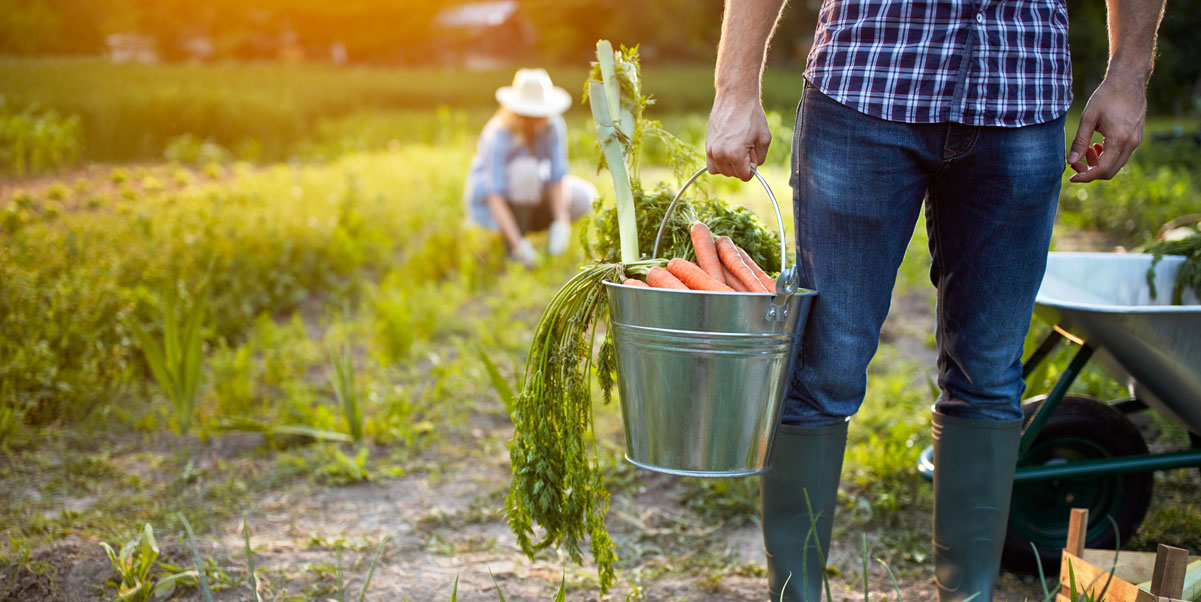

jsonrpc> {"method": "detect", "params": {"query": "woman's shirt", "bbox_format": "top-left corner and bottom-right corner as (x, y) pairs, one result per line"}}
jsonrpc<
(465, 114), (569, 229)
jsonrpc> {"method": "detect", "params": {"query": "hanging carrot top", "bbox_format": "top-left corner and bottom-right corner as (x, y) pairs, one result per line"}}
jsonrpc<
(503, 41), (783, 594)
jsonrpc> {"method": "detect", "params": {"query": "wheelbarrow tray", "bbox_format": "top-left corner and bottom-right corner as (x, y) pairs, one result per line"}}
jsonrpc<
(1035, 252), (1201, 434)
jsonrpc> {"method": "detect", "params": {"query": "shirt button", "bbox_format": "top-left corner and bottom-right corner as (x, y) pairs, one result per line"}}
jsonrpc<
(976, 13), (984, 22)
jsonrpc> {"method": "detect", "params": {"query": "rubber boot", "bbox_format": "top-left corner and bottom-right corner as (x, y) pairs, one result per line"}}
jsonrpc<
(931, 411), (1022, 602)
(762, 421), (848, 602)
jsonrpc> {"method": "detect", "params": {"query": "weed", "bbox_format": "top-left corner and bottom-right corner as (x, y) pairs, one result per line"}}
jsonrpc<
(100, 523), (198, 601)
(177, 514), (215, 602)
(477, 345), (515, 417)
(329, 342), (364, 444)
(278, 443), (372, 485)
(45, 182), (70, 201)
(0, 97), (83, 175)
(164, 134), (233, 165)
(129, 290), (208, 435)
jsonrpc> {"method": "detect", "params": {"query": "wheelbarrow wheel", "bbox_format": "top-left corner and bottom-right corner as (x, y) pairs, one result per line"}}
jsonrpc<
(1001, 394), (1154, 575)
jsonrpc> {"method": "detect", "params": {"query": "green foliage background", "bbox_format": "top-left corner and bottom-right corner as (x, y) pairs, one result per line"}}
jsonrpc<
(3, 0), (1197, 115)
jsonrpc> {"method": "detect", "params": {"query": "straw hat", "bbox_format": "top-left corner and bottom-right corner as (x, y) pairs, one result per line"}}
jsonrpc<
(496, 68), (572, 117)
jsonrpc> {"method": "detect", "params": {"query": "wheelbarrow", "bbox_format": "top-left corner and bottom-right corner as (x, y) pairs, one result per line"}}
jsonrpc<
(919, 252), (1201, 574)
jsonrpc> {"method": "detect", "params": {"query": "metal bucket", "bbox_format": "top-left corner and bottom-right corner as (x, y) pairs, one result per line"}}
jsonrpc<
(604, 167), (816, 477)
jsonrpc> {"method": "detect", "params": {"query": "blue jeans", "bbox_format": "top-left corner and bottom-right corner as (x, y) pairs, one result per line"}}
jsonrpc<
(783, 83), (1066, 426)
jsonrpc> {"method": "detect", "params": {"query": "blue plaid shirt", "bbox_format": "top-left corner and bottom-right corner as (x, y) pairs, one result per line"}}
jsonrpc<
(804, 0), (1072, 127)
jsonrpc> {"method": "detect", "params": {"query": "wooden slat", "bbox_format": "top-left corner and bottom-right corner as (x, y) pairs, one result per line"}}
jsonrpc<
(1150, 544), (1189, 599)
(1137, 559), (1201, 593)
(1067, 508), (1089, 558)
(1082, 548), (1159, 585)
(1060, 551), (1151, 602)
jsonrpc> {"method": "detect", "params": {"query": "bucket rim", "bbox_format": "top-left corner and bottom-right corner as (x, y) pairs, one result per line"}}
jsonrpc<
(604, 280), (817, 297)
(625, 455), (771, 477)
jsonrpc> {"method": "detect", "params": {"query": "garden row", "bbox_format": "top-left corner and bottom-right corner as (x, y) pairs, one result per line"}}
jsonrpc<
(0, 145), (512, 446)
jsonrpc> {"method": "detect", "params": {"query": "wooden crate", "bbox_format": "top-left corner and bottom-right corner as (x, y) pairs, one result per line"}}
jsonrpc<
(1059, 508), (1200, 602)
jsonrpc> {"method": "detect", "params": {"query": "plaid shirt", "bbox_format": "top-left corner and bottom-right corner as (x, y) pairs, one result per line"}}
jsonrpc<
(804, 0), (1072, 127)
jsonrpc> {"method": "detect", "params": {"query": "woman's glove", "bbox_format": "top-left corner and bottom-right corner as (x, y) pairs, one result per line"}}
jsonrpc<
(513, 238), (539, 268)
(548, 221), (570, 256)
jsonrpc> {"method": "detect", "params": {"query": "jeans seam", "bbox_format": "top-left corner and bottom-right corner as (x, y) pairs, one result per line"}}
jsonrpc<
(928, 185), (949, 397)
(940, 126), (982, 164)
(793, 85), (812, 370)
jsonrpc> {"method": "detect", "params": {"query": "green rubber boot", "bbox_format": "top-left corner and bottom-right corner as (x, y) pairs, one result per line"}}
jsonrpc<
(762, 421), (848, 602)
(931, 411), (1022, 602)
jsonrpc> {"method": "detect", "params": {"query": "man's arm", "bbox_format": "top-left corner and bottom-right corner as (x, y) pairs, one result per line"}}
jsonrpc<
(706, 0), (789, 181)
(1067, 0), (1166, 183)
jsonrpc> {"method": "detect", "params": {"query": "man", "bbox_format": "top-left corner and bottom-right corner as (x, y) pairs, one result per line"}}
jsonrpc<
(704, 0), (1165, 600)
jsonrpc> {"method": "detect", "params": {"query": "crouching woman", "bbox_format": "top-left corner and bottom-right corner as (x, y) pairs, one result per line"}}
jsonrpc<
(465, 68), (596, 266)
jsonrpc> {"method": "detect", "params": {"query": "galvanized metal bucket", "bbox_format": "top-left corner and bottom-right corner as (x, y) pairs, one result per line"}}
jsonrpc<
(603, 167), (816, 477)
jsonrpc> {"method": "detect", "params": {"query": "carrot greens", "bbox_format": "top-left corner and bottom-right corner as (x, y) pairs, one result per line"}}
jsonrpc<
(504, 41), (784, 592)
(1143, 230), (1201, 304)
(504, 261), (654, 592)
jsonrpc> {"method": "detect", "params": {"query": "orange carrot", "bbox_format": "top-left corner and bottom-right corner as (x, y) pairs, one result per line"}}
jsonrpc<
(623, 278), (649, 287)
(667, 258), (734, 292)
(722, 265), (750, 292)
(737, 247), (777, 292)
(646, 266), (688, 290)
(689, 221), (725, 284)
(716, 236), (769, 292)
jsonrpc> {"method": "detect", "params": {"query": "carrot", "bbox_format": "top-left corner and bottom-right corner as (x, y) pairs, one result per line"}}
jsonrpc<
(667, 258), (734, 292)
(623, 278), (649, 287)
(645, 266), (688, 290)
(689, 221), (725, 284)
(737, 247), (777, 292)
(722, 265), (750, 292)
(716, 236), (769, 292)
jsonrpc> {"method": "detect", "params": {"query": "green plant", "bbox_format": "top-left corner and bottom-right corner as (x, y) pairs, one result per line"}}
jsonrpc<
(477, 345), (515, 417)
(1, 536), (56, 596)
(487, 567), (568, 602)
(278, 443), (372, 485)
(163, 134), (232, 165)
(129, 291), (208, 435)
(0, 96), (82, 176)
(354, 536), (390, 602)
(1143, 231), (1201, 304)
(100, 523), (198, 602)
(241, 517), (263, 602)
(177, 514), (215, 602)
(506, 262), (638, 592)
(1058, 164), (1201, 243)
(329, 342), (363, 444)
(0, 380), (24, 449)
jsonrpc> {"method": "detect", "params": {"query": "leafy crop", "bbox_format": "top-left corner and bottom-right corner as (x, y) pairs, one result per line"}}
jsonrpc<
(0, 96), (82, 176)
(583, 183), (782, 274)
(506, 43), (786, 593)
(329, 343), (363, 444)
(1142, 230), (1201, 303)
(100, 523), (198, 602)
(130, 291), (208, 435)
(505, 263), (636, 593)
(0, 149), (474, 436)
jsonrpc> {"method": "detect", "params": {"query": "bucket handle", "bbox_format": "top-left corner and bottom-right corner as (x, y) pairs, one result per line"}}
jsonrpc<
(651, 166), (799, 319)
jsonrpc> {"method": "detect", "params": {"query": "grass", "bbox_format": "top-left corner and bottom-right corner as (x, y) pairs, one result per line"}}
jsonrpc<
(129, 289), (208, 435)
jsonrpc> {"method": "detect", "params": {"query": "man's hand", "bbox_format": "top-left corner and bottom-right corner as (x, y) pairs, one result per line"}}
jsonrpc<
(1068, 0), (1165, 184)
(706, 0), (788, 181)
(707, 93), (771, 181)
(1066, 76), (1147, 183)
